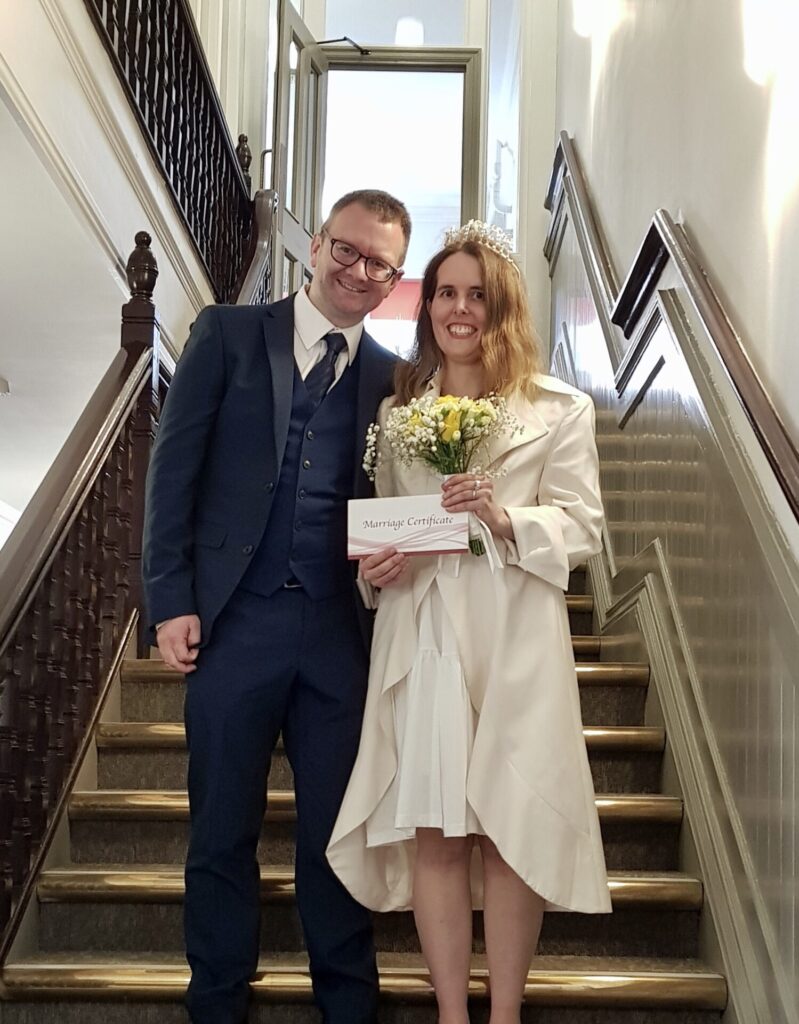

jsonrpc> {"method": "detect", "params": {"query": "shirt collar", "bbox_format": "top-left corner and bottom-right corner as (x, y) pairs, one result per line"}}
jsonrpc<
(294, 286), (363, 363)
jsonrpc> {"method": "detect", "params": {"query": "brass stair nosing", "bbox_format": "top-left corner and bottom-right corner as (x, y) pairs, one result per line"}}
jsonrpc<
(68, 790), (683, 824)
(575, 663), (650, 685)
(119, 655), (650, 689)
(0, 961), (727, 1009)
(583, 726), (665, 752)
(96, 723), (664, 752)
(37, 867), (702, 910)
(571, 636), (601, 654)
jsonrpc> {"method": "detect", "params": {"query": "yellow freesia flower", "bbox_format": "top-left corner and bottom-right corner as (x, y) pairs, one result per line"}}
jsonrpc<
(440, 408), (462, 442)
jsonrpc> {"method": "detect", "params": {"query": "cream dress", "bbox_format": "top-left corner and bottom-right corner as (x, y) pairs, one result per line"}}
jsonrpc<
(327, 376), (612, 915)
(363, 581), (484, 846)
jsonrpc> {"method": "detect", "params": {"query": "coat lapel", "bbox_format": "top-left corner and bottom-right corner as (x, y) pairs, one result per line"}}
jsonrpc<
(262, 296), (296, 469)
(484, 393), (550, 467)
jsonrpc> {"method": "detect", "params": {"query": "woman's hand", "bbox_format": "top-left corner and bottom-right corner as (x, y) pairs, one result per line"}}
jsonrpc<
(441, 473), (514, 540)
(360, 546), (408, 588)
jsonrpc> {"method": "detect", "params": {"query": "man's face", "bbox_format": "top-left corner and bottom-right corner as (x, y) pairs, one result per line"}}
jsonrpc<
(307, 203), (406, 327)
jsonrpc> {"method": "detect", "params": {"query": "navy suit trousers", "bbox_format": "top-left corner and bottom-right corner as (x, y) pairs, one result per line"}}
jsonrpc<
(183, 586), (377, 1024)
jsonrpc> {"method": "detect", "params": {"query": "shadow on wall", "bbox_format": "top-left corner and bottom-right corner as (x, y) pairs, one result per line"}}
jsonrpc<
(560, 0), (799, 444)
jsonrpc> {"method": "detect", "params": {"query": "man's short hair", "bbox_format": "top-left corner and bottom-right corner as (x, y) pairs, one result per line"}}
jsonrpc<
(322, 189), (412, 265)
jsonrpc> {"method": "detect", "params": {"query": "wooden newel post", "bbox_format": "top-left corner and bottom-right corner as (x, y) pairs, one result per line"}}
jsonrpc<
(121, 231), (160, 359)
(122, 232), (161, 650)
(236, 134), (253, 195)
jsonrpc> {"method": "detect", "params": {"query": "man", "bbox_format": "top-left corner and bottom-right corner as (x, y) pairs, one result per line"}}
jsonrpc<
(142, 190), (411, 1024)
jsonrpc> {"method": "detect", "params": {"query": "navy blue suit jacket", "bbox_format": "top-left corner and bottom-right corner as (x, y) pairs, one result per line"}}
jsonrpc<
(142, 294), (397, 643)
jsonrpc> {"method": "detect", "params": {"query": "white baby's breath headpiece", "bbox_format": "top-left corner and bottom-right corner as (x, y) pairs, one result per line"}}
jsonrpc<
(444, 219), (518, 271)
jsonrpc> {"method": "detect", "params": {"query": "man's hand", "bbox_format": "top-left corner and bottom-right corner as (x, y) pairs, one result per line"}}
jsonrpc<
(360, 547), (407, 588)
(157, 615), (202, 673)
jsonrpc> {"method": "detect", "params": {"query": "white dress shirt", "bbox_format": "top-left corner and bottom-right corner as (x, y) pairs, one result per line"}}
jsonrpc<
(293, 286), (363, 391)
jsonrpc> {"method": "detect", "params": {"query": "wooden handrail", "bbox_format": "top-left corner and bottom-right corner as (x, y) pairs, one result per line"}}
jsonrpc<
(234, 189), (279, 305)
(0, 234), (171, 957)
(547, 131), (799, 522)
(0, 348), (150, 643)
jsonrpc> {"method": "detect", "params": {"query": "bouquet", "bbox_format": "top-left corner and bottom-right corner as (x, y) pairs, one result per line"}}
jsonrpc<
(363, 393), (523, 555)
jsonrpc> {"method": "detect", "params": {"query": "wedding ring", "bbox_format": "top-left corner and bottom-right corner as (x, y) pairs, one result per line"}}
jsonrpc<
(473, 481), (479, 496)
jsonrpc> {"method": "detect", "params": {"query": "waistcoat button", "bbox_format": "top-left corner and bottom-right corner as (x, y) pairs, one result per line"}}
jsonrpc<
(302, 458), (311, 469)
(242, 544), (254, 555)
(306, 430), (315, 440)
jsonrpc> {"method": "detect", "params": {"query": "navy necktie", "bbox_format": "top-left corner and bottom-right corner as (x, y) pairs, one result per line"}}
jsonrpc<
(304, 332), (347, 408)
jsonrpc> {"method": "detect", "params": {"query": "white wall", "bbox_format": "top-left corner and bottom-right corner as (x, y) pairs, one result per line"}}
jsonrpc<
(187, 0), (274, 189)
(518, 0), (558, 348)
(0, 0), (215, 527)
(554, 0), (799, 442)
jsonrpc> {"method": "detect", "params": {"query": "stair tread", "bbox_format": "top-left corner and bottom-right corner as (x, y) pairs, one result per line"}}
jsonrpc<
(97, 722), (665, 752)
(38, 866), (702, 909)
(1, 952), (727, 1008)
(69, 789), (682, 823)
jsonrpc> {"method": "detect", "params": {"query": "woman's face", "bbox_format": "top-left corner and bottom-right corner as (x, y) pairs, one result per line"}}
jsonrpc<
(426, 252), (487, 368)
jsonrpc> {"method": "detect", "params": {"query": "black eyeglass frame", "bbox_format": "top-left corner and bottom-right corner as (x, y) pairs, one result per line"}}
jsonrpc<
(322, 230), (400, 283)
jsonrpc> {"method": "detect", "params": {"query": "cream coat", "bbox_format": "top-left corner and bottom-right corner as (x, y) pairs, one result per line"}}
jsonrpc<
(327, 374), (612, 915)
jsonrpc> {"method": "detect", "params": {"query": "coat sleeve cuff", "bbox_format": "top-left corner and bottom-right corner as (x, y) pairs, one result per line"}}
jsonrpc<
(502, 505), (600, 590)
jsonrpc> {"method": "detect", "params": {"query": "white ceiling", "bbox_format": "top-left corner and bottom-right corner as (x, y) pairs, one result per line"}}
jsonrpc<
(0, 98), (126, 521)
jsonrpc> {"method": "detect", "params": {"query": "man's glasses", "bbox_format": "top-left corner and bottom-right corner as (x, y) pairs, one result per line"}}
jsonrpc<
(324, 232), (399, 283)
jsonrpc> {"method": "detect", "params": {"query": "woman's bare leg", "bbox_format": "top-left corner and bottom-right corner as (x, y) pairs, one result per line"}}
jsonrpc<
(479, 835), (545, 1024)
(412, 828), (474, 1024)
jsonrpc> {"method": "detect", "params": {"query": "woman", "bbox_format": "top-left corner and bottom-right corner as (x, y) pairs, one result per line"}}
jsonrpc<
(328, 222), (611, 1024)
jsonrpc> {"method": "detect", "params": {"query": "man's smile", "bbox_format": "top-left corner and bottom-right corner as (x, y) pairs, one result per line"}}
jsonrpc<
(337, 278), (367, 294)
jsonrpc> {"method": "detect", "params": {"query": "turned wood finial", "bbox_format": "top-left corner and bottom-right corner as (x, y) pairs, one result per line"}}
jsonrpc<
(122, 232), (160, 357)
(126, 231), (159, 300)
(236, 134), (253, 193)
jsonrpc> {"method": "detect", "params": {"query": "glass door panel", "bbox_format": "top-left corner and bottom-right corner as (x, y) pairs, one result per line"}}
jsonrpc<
(272, 0), (328, 299)
(322, 67), (464, 355)
(285, 39), (300, 215)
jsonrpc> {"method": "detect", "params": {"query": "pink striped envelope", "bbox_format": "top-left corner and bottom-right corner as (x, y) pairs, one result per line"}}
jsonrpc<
(347, 494), (468, 558)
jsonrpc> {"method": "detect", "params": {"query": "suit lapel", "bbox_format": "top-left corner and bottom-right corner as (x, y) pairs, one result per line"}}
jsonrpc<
(262, 296), (295, 469)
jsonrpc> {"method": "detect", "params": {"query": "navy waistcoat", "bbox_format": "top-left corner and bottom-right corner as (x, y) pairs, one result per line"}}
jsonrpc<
(239, 356), (359, 600)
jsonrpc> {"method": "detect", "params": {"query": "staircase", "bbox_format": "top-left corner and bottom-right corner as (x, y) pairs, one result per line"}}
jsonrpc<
(0, 570), (727, 1022)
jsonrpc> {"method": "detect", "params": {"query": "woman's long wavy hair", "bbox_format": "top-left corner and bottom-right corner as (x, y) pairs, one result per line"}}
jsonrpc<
(394, 239), (544, 404)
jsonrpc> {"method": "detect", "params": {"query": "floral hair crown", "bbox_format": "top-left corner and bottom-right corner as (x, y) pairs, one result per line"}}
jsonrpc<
(443, 219), (518, 269)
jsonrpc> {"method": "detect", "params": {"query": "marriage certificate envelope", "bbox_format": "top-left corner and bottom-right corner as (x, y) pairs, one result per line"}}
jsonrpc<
(347, 495), (469, 558)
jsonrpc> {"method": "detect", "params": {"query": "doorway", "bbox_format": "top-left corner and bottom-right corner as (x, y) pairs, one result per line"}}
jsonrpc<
(271, 0), (482, 356)
(322, 54), (480, 355)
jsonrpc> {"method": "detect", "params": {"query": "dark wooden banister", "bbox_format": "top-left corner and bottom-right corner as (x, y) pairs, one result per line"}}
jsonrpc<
(83, 0), (255, 303)
(234, 189), (279, 306)
(547, 130), (799, 522)
(0, 234), (172, 959)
